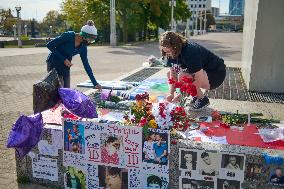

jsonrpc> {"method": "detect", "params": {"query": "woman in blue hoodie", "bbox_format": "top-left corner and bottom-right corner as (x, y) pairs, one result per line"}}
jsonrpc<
(46, 20), (102, 90)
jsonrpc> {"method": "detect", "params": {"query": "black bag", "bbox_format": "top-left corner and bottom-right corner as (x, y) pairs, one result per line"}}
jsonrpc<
(33, 68), (62, 113)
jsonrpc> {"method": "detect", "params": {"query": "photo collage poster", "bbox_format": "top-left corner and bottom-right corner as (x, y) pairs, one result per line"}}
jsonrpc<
(63, 120), (169, 189)
(263, 155), (284, 188)
(179, 148), (245, 189)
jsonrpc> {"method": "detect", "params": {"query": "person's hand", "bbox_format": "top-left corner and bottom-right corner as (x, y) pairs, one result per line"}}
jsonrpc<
(94, 84), (102, 91)
(166, 94), (174, 102)
(64, 59), (73, 67)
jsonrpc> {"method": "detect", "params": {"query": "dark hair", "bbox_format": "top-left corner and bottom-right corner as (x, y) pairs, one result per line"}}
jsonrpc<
(78, 170), (84, 175)
(201, 152), (209, 159)
(106, 136), (118, 144)
(276, 167), (283, 170)
(155, 132), (163, 138)
(108, 167), (121, 176)
(147, 175), (162, 187)
(159, 31), (187, 58)
(146, 132), (155, 141)
(180, 150), (196, 170)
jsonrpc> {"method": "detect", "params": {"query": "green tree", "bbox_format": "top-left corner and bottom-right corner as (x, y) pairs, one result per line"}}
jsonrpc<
(41, 10), (66, 35)
(62, 0), (191, 43)
(0, 9), (17, 35)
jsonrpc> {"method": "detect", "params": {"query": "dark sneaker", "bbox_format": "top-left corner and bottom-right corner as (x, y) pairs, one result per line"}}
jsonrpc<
(191, 96), (210, 111)
(189, 96), (198, 105)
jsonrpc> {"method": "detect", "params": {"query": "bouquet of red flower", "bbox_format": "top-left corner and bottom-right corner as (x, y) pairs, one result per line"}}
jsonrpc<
(168, 76), (197, 106)
(170, 106), (190, 131)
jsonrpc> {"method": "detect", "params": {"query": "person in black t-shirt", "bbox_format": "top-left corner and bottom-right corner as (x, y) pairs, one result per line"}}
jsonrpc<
(159, 31), (226, 110)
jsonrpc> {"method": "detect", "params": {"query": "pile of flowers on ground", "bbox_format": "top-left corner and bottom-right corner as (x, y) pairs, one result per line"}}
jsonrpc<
(170, 106), (191, 131)
(123, 90), (199, 132)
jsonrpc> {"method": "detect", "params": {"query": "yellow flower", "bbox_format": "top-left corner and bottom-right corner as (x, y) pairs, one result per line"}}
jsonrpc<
(149, 119), (158, 129)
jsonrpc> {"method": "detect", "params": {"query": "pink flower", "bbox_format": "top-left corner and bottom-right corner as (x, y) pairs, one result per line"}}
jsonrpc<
(139, 117), (147, 127)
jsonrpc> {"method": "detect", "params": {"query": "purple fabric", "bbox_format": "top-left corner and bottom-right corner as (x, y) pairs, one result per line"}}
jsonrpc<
(100, 90), (110, 100)
(6, 113), (43, 158)
(58, 88), (98, 118)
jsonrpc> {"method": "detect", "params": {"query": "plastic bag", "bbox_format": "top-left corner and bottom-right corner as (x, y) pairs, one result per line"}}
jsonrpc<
(142, 55), (165, 67)
(33, 68), (62, 113)
(59, 88), (98, 118)
(258, 128), (284, 143)
(6, 113), (43, 158)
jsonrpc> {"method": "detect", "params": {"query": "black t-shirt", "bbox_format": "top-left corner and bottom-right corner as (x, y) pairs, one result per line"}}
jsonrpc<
(167, 42), (225, 74)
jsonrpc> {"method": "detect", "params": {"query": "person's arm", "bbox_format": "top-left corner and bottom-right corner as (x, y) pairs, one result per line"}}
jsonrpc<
(46, 33), (69, 63)
(79, 46), (101, 89)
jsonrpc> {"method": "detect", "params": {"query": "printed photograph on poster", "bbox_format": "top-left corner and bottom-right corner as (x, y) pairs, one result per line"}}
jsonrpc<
(98, 165), (128, 189)
(198, 151), (219, 176)
(64, 122), (85, 154)
(217, 179), (240, 189)
(221, 154), (244, 170)
(179, 177), (214, 189)
(179, 148), (197, 171)
(267, 166), (284, 186)
(100, 133), (125, 166)
(65, 166), (86, 189)
(142, 128), (168, 165)
(245, 163), (263, 181)
(144, 174), (168, 189)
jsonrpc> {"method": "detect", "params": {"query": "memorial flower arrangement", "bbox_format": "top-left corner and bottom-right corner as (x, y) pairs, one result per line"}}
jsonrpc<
(168, 76), (197, 106)
(123, 92), (158, 130)
(170, 106), (191, 131)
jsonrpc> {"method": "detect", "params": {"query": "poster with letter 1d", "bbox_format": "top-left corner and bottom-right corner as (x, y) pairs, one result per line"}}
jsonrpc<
(63, 119), (169, 189)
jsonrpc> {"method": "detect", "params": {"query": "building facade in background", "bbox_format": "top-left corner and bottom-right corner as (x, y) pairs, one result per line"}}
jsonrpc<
(187, 0), (212, 30)
(229, 0), (245, 15)
(211, 7), (220, 18)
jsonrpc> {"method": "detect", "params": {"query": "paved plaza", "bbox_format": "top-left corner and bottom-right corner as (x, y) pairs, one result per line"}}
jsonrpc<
(0, 32), (258, 189)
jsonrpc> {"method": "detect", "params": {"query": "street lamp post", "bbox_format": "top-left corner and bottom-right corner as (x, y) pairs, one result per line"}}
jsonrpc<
(110, 0), (117, 46)
(169, 0), (176, 31)
(203, 6), (207, 34)
(50, 26), (53, 37)
(199, 13), (203, 34)
(13, 24), (17, 40)
(15, 6), (22, 48)
(24, 24), (27, 36)
(194, 1), (198, 36)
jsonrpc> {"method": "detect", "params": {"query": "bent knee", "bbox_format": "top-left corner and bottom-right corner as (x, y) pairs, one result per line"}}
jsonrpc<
(167, 70), (170, 78)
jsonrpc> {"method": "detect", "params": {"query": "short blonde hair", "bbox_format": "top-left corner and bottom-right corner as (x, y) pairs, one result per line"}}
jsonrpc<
(159, 31), (187, 58)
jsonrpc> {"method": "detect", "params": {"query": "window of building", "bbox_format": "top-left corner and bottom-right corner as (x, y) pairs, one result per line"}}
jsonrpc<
(191, 4), (193, 8)
(203, 4), (205, 8)
(199, 4), (201, 8)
